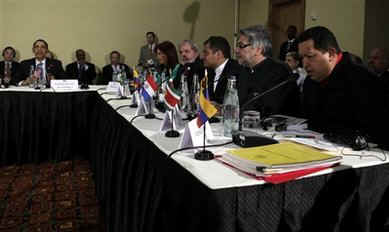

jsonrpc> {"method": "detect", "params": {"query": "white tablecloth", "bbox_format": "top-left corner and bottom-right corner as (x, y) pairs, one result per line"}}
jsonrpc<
(2, 85), (388, 190)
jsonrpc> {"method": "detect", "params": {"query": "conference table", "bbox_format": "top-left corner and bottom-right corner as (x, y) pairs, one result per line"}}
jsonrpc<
(0, 86), (389, 232)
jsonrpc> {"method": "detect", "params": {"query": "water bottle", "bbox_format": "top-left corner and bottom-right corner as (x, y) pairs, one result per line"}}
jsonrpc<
(112, 70), (119, 82)
(180, 70), (189, 111)
(161, 72), (167, 91)
(192, 73), (200, 114)
(30, 65), (36, 88)
(223, 76), (239, 137)
(121, 67), (127, 82)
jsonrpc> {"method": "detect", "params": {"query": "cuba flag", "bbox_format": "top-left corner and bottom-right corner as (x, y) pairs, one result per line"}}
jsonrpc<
(141, 74), (158, 102)
(196, 71), (218, 128)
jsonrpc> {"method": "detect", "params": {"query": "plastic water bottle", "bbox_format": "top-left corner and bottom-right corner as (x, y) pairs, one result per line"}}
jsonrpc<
(192, 73), (200, 113)
(180, 69), (189, 111)
(121, 67), (127, 81)
(112, 71), (118, 82)
(223, 76), (239, 137)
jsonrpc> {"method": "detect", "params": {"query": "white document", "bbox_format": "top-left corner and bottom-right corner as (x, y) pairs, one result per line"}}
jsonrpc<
(160, 108), (186, 132)
(135, 95), (148, 116)
(160, 111), (173, 132)
(179, 119), (214, 153)
(174, 107), (186, 131)
(50, 80), (78, 91)
(106, 81), (121, 93)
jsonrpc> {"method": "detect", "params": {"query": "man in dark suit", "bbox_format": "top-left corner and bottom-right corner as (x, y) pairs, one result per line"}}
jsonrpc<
(17, 39), (65, 86)
(367, 48), (389, 100)
(298, 26), (388, 147)
(101, 51), (133, 85)
(138, 32), (159, 68)
(202, 36), (248, 107)
(65, 49), (96, 84)
(279, 25), (298, 61)
(0, 46), (20, 86)
(236, 25), (300, 117)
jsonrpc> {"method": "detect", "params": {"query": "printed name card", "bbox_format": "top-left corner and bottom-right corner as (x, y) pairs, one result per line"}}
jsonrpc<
(160, 108), (186, 132)
(179, 119), (214, 152)
(50, 80), (79, 91)
(106, 81), (121, 93)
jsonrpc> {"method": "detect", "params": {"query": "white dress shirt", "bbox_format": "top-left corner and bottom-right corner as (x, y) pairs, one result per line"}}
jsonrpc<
(214, 59), (228, 91)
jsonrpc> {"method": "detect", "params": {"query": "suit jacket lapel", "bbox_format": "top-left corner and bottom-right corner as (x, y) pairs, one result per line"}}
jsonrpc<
(214, 59), (230, 98)
(207, 69), (215, 98)
(0, 62), (4, 74)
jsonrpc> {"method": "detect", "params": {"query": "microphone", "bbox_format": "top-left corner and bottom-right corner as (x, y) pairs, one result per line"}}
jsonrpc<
(79, 64), (89, 89)
(232, 73), (299, 147)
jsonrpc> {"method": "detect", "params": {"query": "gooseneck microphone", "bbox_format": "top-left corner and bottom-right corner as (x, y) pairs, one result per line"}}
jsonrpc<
(232, 73), (299, 147)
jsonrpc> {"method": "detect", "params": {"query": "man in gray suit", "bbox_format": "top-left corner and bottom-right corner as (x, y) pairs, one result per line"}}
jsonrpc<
(138, 32), (158, 68)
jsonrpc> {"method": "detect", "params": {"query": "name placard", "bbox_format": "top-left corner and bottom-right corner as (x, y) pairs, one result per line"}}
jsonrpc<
(106, 81), (121, 93)
(51, 80), (79, 91)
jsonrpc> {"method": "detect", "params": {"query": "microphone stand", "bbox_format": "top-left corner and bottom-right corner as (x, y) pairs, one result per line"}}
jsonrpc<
(80, 68), (89, 90)
(194, 122), (214, 160)
(233, 75), (297, 147)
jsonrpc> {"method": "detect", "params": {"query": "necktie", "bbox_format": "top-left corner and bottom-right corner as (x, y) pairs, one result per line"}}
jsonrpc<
(36, 62), (43, 80)
(287, 41), (291, 51)
(5, 62), (11, 78)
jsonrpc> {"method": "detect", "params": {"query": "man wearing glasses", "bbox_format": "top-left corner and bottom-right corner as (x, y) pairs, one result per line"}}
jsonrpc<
(235, 25), (300, 117)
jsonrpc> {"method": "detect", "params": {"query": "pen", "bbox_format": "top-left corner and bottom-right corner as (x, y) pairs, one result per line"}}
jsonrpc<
(283, 134), (316, 139)
(295, 135), (316, 139)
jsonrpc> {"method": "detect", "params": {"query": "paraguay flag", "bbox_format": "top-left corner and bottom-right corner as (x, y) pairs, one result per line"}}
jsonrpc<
(164, 82), (181, 110)
(197, 72), (217, 128)
(141, 74), (158, 102)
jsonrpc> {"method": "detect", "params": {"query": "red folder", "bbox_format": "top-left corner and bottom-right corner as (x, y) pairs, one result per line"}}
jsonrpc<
(216, 158), (335, 184)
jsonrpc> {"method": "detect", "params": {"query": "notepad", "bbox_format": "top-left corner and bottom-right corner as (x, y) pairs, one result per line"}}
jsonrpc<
(223, 142), (341, 175)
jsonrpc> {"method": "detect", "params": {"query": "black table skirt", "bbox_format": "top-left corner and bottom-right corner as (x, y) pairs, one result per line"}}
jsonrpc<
(1, 91), (389, 232)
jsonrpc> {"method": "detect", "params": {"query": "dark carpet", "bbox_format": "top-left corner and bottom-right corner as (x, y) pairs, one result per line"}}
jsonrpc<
(0, 160), (102, 232)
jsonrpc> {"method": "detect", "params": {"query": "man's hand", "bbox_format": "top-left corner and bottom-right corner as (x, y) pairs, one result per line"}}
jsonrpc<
(3, 77), (10, 84)
(47, 74), (55, 81)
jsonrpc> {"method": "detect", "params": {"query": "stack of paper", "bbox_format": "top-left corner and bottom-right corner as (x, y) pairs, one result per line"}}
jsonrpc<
(219, 142), (342, 183)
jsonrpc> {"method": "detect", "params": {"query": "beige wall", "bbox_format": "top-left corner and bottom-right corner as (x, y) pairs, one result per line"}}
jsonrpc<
(0, 0), (370, 67)
(238, 0), (366, 58)
(0, 0), (235, 70)
(0, 1), (3, 45)
(305, 0), (365, 57)
(239, 0), (269, 29)
(364, 0), (389, 60)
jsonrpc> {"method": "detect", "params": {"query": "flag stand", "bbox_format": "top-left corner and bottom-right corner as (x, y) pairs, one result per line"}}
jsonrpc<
(165, 110), (180, 137)
(194, 123), (214, 160)
(145, 99), (155, 119)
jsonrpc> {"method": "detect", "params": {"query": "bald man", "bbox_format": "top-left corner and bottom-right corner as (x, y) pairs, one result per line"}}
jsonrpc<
(65, 49), (96, 84)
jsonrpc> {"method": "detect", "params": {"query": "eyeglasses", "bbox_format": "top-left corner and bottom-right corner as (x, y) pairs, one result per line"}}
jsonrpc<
(236, 43), (251, 49)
